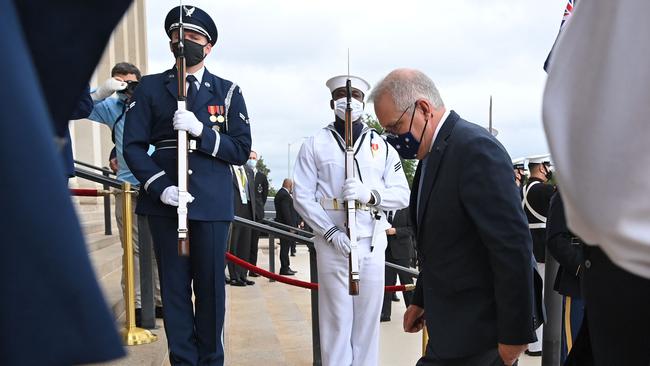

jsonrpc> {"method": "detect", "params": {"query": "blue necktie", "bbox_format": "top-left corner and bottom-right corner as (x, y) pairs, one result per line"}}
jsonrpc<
(186, 74), (197, 110)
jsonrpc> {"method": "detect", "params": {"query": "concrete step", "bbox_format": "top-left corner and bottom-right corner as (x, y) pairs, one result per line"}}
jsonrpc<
(90, 242), (123, 281)
(82, 218), (119, 237)
(86, 230), (121, 253)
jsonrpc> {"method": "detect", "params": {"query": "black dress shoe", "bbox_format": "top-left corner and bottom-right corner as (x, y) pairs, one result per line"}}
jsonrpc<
(525, 350), (542, 357)
(155, 306), (164, 319)
(392, 294), (400, 302)
(230, 279), (246, 287)
(244, 279), (255, 286)
(380, 315), (391, 322)
(290, 253), (296, 257)
(249, 272), (260, 277)
(279, 270), (295, 276)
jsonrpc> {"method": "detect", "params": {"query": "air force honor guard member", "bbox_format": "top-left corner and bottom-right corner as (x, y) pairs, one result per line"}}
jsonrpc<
(293, 75), (410, 366)
(124, 6), (251, 366)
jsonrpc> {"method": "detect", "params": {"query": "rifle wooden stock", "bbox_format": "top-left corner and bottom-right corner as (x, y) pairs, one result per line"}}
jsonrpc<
(178, 237), (190, 256)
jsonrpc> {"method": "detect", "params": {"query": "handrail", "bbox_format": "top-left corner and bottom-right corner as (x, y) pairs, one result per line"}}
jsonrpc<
(234, 216), (314, 245)
(74, 159), (116, 177)
(261, 218), (314, 238)
(385, 261), (419, 277)
(75, 167), (123, 189)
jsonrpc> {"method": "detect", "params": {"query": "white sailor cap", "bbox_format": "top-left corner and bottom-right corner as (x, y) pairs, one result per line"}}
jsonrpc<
(326, 75), (371, 95)
(512, 157), (526, 169)
(527, 154), (552, 165)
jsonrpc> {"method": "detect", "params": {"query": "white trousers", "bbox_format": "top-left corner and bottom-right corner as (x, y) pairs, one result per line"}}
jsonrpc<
(316, 234), (387, 366)
(529, 262), (546, 352)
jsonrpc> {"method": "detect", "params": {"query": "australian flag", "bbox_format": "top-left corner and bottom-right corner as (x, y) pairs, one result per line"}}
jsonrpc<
(544, 0), (575, 72)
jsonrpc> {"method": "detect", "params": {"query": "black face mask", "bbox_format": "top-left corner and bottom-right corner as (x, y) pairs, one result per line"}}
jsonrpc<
(543, 165), (553, 181)
(171, 39), (207, 67)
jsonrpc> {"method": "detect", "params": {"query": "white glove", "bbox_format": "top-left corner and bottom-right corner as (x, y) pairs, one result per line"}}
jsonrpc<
(330, 231), (351, 257)
(92, 77), (127, 101)
(160, 186), (195, 207)
(173, 109), (204, 137)
(342, 178), (373, 205)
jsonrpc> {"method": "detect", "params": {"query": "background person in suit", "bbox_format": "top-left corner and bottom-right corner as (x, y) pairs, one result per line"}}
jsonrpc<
(274, 178), (298, 275)
(247, 150), (268, 277)
(371, 68), (537, 366)
(381, 208), (415, 322)
(228, 163), (256, 286)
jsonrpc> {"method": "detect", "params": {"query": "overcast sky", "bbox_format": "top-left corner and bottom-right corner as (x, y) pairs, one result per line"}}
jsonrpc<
(145, 0), (567, 187)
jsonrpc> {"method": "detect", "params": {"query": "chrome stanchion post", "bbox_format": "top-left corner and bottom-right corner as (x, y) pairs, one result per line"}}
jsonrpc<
(120, 182), (157, 345)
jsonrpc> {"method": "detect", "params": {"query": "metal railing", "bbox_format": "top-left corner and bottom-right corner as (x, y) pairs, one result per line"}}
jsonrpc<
(74, 161), (119, 235)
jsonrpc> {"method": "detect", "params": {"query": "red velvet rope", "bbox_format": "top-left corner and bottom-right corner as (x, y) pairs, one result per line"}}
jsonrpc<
(70, 188), (109, 197)
(226, 252), (412, 292)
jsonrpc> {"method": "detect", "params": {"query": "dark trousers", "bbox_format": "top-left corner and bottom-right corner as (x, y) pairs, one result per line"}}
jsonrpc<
(582, 246), (650, 366)
(561, 296), (585, 364)
(279, 238), (291, 272)
(417, 347), (510, 366)
(249, 229), (260, 267)
(148, 216), (229, 366)
(228, 204), (252, 281)
(381, 256), (413, 318)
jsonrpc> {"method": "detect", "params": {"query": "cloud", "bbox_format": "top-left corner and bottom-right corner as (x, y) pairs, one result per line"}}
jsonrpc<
(146, 0), (567, 187)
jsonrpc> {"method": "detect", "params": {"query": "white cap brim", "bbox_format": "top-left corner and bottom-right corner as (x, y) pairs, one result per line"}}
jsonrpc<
(326, 75), (371, 94)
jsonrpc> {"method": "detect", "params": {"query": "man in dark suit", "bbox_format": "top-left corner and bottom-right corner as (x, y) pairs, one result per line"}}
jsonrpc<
(371, 69), (537, 366)
(381, 208), (415, 322)
(228, 163), (256, 286)
(247, 150), (268, 277)
(274, 178), (298, 275)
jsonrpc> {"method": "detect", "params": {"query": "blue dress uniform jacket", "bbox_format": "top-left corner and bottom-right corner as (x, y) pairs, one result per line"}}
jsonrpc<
(124, 67), (251, 220)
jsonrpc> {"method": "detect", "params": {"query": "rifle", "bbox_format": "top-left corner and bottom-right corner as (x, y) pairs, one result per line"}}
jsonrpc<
(345, 53), (360, 296)
(176, 2), (190, 256)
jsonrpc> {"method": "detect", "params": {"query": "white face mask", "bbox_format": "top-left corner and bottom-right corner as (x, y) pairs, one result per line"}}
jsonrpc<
(334, 97), (364, 122)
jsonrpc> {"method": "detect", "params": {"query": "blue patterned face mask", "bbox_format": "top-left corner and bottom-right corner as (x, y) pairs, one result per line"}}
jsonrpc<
(384, 103), (428, 159)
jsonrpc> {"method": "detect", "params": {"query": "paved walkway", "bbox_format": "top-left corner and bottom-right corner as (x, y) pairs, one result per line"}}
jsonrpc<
(221, 240), (540, 366)
(100, 238), (541, 365)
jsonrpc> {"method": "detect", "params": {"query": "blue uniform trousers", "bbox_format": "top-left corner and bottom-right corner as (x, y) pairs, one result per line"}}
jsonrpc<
(148, 216), (229, 366)
(561, 296), (584, 364)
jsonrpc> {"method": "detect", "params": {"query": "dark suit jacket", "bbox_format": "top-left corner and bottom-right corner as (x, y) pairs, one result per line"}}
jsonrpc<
(231, 165), (255, 219)
(274, 188), (297, 227)
(253, 171), (269, 221)
(546, 192), (583, 298)
(411, 111), (537, 358)
(387, 208), (415, 260)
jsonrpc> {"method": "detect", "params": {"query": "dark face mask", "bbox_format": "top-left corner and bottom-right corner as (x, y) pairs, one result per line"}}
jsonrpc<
(385, 103), (428, 159)
(544, 165), (553, 181)
(172, 39), (207, 67)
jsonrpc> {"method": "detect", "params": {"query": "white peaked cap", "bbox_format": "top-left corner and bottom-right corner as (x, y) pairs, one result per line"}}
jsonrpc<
(527, 154), (552, 164)
(326, 75), (371, 94)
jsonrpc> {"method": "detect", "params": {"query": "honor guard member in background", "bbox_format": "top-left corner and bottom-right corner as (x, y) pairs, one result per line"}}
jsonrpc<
(124, 6), (251, 365)
(293, 75), (410, 366)
(522, 154), (555, 356)
(512, 157), (526, 199)
(545, 191), (586, 364)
